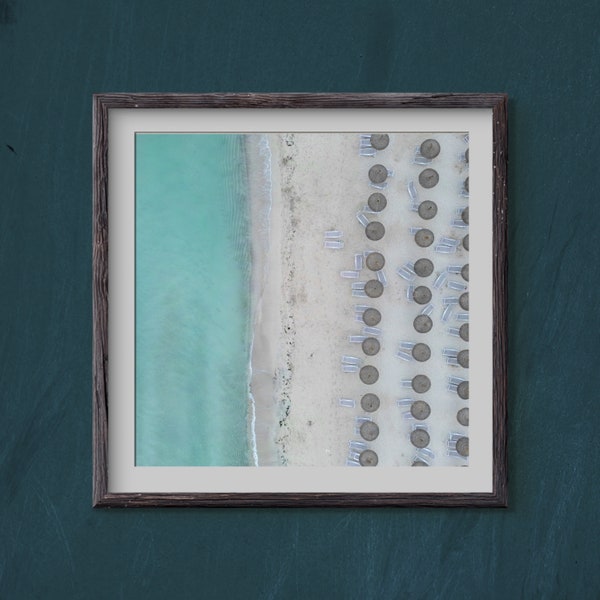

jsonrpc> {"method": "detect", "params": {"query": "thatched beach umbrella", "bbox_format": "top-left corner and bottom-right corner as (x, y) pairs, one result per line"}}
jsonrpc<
(359, 449), (378, 466)
(359, 365), (379, 384)
(418, 200), (438, 220)
(360, 420), (380, 441)
(366, 252), (385, 271)
(410, 400), (431, 420)
(410, 429), (430, 448)
(414, 314), (433, 333)
(362, 308), (381, 326)
(456, 436), (469, 457)
(412, 343), (431, 362)
(368, 164), (388, 184)
(419, 168), (439, 189)
(465, 148), (469, 163)
(457, 381), (469, 400)
(457, 349), (469, 368)
(461, 264), (469, 281)
(412, 375), (431, 394)
(370, 134), (389, 150)
(368, 192), (387, 212)
(462, 207), (469, 225)
(457, 407), (469, 426)
(361, 393), (380, 412)
(365, 280), (384, 298)
(414, 258), (434, 277)
(365, 221), (385, 241)
(459, 323), (469, 341)
(463, 234), (469, 251)
(459, 292), (469, 311)
(464, 177), (469, 193)
(420, 138), (440, 159)
(413, 285), (432, 305)
(414, 229), (434, 248)
(362, 337), (380, 356)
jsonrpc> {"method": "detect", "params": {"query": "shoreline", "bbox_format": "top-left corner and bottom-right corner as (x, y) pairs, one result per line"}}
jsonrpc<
(246, 134), (284, 466)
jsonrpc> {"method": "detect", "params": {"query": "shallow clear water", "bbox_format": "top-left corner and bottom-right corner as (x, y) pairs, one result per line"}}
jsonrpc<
(135, 133), (252, 466)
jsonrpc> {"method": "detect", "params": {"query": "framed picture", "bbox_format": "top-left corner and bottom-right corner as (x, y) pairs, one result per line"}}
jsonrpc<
(93, 93), (508, 507)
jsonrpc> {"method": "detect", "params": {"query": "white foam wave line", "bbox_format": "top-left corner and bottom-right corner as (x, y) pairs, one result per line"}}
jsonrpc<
(247, 134), (273, 467)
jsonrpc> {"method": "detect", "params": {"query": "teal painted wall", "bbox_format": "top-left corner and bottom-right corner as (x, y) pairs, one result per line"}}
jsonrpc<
(1, 1), (598, 597)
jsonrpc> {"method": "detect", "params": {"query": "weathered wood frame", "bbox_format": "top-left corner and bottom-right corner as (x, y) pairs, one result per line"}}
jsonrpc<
(93, 93), (508, 507)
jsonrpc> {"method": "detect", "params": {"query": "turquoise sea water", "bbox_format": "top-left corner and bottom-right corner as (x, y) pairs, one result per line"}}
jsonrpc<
(135, 134), (253, 466)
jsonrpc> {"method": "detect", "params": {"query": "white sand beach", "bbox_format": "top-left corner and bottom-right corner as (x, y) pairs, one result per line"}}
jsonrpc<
(250, 131), (469, 467)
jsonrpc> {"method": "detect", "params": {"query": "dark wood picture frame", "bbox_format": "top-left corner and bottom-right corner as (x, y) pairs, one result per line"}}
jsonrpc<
(93, 93), (508, 508)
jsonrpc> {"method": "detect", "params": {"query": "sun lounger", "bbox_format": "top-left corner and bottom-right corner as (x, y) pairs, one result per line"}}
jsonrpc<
(348, 335), (367, 343)
(324, 240), (344, 249)
(324, 230), (343, 239)
(338, 398), (356, 408)
(433, 272), (448, 289)
(356, 212), (370, 227)
(420, 304), (434, 316)
(447, 280), (467, 291)
(340, 270), (360, 279)
(441, 304), (454, 322)
(342, 355), (362, 365)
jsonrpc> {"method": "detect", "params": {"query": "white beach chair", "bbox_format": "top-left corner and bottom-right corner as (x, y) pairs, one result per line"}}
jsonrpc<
(338, 398), (356, 408)
(324, 240), (344, 249)
(340, 270), (360, 279)
(354, 254), (364, 270)
(447, 265), (463, 274)
(433, 272), (448, 289)
(447, 280), (468, 291)
(362, 326), (381, 337)
(396, 263), (416, 282)
(420, 304), (434, 316)
(435, 244), (456, 254)
(351, 281), (366, 290)
(351, 289), (368, 298)
(356, 212), (370, 227)
(324, 230), (343, 239)
(396, 398), (414, 408)
(452, 218), (469, 229)
(396, 350), (413, 362)
(406, 284), (415, 302)
(376, 269), (387, 286)
(442, 296), (459, 306)
(359, 148), (376, 157)
(455, 312), (469, 322)
(348, 335), (367, 343)
(448, 327), (461, 337)
(342, 355), (362, 365)
(342, 364), (360, 373)
(399, 341), (416, 350)
(441, 304), (454, 322)
(369, 182), (388, 190)
(349, 440), (368, 450)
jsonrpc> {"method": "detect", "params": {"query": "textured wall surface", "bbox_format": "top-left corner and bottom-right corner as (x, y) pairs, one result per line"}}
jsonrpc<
(1, 1), (599, 598)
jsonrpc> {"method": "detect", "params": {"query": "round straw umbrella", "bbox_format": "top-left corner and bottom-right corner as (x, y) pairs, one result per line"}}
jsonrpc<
(360, 393), (380, 412)
(359, 449), (378, 466)
(420, 138), (440, 159)
(367, 192), (387, 212)
(366, 252), (385, 271)
(370, 134), (389, 150)
(368, 164), (388, 184)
